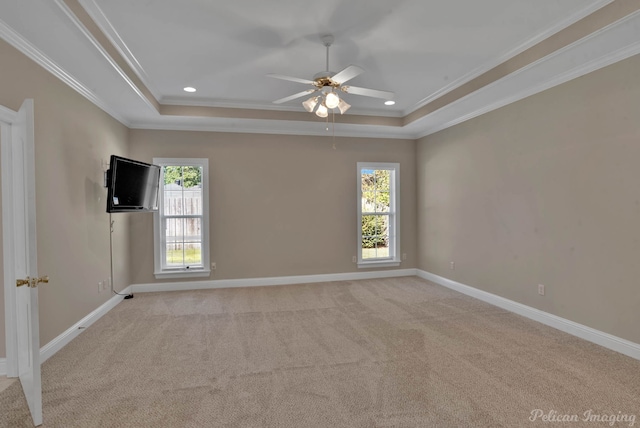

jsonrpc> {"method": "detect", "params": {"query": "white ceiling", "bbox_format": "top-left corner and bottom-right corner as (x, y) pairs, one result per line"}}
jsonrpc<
(1, 0), (639, 138)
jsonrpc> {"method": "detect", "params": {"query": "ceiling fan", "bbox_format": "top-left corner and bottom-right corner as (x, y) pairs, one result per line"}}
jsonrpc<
(267, 35), (394, 117)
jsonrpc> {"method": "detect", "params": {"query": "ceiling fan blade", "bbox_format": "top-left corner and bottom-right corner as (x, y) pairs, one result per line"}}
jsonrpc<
(273, 89), (316, 104)
(331, 65), (364, 84)
(267, 74), (315, 85)
(342, 85), (394, 100)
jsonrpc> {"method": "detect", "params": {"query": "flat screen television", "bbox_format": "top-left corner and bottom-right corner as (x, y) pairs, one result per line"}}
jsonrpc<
(105, 155), (161, 213)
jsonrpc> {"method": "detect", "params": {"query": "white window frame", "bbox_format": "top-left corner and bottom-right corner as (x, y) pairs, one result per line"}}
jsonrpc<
(153, 158), (210, 279)
(357, 162), (400, 268)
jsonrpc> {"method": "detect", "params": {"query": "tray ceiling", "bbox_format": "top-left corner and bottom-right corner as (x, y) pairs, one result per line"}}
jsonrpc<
(1, 0), (639, 138)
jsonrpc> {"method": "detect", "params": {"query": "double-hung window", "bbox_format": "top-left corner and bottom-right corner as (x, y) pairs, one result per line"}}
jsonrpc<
(357, 162), (400, 268)
(153, 158), (210, 279)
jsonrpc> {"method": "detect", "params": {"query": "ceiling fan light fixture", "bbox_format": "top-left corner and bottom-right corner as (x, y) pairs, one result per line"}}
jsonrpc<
(316, 103), (328, 118)
(268, 34), (395, 120)
(302, 96), (319, 112)
(337, 98), (351, 114)
(325, 91), (340, 109)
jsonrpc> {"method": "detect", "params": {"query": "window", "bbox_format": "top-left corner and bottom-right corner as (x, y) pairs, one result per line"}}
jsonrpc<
(153, 158), (210, 279)
(357, 162), (400, 268)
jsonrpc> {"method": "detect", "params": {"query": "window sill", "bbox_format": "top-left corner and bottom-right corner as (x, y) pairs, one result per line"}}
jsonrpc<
(154, 269), (211, 280)
(357, 260), (401, 269)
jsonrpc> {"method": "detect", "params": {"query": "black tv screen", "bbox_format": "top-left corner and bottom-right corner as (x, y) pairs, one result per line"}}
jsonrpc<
(106, 155), (161, 213)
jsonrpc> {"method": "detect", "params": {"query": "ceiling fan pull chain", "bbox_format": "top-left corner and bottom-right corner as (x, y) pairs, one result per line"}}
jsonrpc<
(332, 110), (336, 150)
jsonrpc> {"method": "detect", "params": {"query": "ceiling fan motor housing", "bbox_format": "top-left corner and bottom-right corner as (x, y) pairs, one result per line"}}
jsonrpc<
(313, 73), (340, 89)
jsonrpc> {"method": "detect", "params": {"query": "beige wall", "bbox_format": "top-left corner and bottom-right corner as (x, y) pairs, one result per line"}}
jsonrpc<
(0, 39), (130, 347)
(3, 22), (637, 361)
(417, 54), (640, 344)
(0, 130), (4, 357)
(129, 131), (417, 284)
(0, 33), (416, 353)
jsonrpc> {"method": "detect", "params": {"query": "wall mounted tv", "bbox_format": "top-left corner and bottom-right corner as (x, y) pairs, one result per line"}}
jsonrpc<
(105, 155), (161, 213)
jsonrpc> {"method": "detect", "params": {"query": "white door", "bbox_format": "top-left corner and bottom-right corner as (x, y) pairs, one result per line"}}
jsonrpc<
(1, 99), (43, 426)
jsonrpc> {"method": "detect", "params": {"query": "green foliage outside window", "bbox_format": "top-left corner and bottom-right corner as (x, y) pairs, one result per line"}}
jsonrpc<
(163, 166), (202, 188)
(362, 216), (388, 248)
(361, 169), (390, 249)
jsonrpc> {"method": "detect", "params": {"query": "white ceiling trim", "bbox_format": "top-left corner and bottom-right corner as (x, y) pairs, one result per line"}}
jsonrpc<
(53, 0), (405, 121)
(0, 18), (128, 125)
(53, 0), (158, 114)
(3, 0), (635, 141)
(405, 0), (614, 116)
(160, 96), (301, 111)
(78, 0), (161, 100)
(129, 119), (413, 140)
(52, 0), (615, 123)
(415, 9), (640, 139)
(160, 96), (405, 118)
(119, 6), (640, 141)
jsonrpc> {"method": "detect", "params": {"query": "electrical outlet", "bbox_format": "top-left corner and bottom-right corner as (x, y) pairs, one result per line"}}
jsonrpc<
(450, 261), (455, 270)
(538, 284), (545, 296)
(352, 256), (357, 263)
(211, 262), (216, 270)
(402, 253), (407, 260)
(98, 281), (103, 293)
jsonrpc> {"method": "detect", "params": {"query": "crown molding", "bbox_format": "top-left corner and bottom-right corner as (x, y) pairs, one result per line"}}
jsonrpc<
(56, 0), (403, 122)
(129, 119), (415, 140)
(161, 96), (305, 112)
(160, 96), (405, 118)
(415, 8), (640, 139)
(405, 0), (614, 116)
(53, 0), (158, 113)
(0, 18), (128, 126)
(78, 0), (161, 100)
(4, 0), (636, 141)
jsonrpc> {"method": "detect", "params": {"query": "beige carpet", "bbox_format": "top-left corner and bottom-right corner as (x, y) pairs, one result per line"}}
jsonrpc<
(1, 277), (639, 427)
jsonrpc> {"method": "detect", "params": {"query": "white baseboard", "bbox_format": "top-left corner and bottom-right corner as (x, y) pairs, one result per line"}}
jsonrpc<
(132, 269), (418, 293)
(30, 270), (415, 367)
(417, 270), (640, 361)
(1, 287), (131, 376)
(6, 270), (638, 375)
(39, 286), (132, 363)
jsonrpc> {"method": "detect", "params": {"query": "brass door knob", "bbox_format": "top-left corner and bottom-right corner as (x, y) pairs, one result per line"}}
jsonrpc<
(16, 276), (49, 288)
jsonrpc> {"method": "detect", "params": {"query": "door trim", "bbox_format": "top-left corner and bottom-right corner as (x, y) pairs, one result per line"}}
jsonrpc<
(1, 103), (19, 378)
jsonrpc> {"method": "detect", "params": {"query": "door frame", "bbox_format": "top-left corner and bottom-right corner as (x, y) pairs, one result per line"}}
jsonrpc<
(1, 102), (19, 377)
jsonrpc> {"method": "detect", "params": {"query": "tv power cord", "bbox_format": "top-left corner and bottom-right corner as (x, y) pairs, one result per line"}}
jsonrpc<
(113, 289), (134, 299)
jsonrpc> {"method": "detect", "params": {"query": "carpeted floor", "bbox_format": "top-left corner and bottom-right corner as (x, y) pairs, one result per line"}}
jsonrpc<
(1, 277), (639, 427)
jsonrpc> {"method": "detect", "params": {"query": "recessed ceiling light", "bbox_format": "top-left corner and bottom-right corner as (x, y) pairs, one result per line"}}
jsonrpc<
(384, 100), (395, 106)
(183, 87), (196, 93)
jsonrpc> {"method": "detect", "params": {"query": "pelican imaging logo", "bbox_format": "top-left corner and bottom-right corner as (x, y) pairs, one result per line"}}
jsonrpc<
(529, 409), (636, 426)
